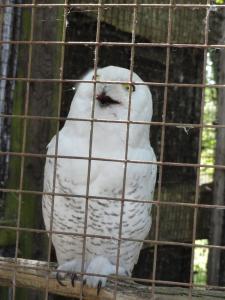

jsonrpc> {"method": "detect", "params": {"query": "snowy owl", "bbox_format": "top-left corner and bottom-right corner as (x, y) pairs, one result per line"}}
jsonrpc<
(42, 66), (157, 293)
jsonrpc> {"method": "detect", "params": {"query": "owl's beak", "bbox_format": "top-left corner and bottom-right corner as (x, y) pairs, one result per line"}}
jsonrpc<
(96, 92), (120, 107)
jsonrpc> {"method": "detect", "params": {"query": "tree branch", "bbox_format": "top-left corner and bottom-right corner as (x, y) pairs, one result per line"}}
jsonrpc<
(0, 257), (224, 300)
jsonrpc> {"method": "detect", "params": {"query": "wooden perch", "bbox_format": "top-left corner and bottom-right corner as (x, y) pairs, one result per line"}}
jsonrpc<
(0, 257), (224, 300)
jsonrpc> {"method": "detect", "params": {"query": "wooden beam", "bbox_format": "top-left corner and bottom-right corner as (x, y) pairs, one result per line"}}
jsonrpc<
(70, 0), (209, 44)
(208, 10), (225, 285)
(0, 257), (224, 300)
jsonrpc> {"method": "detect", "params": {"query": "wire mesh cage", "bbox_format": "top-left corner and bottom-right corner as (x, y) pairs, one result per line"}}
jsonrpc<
(0, 1), (225, 300)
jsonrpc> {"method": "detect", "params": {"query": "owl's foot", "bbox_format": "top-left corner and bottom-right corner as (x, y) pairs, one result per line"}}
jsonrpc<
(56, 256), (128, 295)
(56, 259), (85, 287)
(84, 256), (128, 295)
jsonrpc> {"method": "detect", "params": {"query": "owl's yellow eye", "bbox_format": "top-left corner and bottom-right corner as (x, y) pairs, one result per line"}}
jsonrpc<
(92, 74), (100, 80)
(122, 83), (136, 92)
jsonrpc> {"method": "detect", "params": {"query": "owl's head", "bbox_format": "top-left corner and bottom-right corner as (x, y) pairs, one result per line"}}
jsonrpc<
(69, 66), (153, 122)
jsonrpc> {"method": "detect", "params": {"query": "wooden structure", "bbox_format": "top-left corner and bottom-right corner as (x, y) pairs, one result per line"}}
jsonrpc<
(0, 257), (225, 300)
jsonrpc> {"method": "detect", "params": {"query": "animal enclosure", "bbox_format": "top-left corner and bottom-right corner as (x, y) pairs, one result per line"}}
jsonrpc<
(0, 1), (225, 300)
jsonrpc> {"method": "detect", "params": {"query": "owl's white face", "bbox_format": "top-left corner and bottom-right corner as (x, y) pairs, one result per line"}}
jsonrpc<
(70, 66), (153, 122)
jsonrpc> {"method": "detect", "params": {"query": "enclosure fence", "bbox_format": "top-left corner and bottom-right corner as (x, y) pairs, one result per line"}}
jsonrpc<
(0, 1), (225, 300)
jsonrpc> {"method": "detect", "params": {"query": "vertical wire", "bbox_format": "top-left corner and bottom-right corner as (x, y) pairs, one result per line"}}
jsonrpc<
(114, 1), (138, 299)
(44, 1), (68, 299)
(151, 0), (173, 296)
(188, 1), (210, 298)
(12, 1), (36, 299)
(79, 1), (102, 299)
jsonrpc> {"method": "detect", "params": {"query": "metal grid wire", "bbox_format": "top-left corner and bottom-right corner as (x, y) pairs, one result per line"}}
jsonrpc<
(0, 1), (225, 300)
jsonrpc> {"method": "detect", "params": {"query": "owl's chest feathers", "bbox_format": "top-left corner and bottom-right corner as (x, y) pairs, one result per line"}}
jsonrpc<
(61, 122), (147, 159)
(54, 123), (152, 199)
(59, 126), (127, 165)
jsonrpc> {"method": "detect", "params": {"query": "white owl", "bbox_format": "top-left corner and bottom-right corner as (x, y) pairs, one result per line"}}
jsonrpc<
(42, 66), (157, 292)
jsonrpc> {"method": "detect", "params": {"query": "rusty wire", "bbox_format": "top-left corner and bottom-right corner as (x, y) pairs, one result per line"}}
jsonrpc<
(0, 3), (224, 8)
(1, 186), (225, 210)
(1, 77), (225, 88)
(152, 0), (174, 296)
(113, 2), (138, 298)
(78, 1), (102, 298)
(1, 41), (225, 48)
(0, 1), (224, 300)
(43, 1), (68, 299)
(0, 114), (225, 130)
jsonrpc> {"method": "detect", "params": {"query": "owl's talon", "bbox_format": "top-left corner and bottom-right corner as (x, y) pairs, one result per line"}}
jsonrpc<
(97, 280), (102, 295)
(71, 273), (78, 287)
(56, 271), (67, 287)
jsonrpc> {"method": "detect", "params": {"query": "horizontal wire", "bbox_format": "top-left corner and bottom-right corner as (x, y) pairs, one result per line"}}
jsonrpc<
(0, 113), (224, 129)
(0, 40), (225, 49)
(0, 150), (224, 169)
(0, 224), (224, 251)
(1, 76), (225, 88)
(0, 3), (225, 8)
(0, 186), (224, 209)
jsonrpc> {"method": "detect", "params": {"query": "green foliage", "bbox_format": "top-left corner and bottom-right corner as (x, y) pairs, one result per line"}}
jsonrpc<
(200, 54), (217, 182)
(216, 0), (225, 4)
(194, 240), (209, 285)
